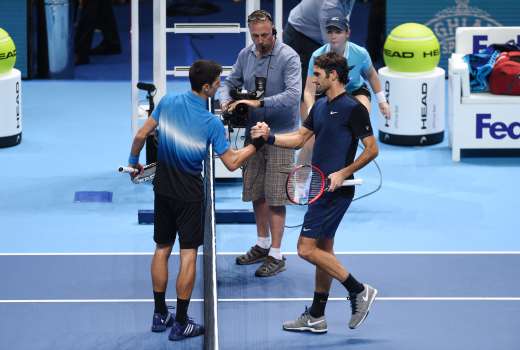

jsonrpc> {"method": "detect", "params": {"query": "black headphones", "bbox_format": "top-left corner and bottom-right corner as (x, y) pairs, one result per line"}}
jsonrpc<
(248, 9), (276, 36)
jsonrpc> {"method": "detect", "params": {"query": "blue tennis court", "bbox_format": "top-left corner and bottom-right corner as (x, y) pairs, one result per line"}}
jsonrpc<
(1, 80), (519, 349)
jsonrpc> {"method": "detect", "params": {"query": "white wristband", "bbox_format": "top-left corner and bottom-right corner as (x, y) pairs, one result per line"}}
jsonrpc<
(376, 91), (386, 104)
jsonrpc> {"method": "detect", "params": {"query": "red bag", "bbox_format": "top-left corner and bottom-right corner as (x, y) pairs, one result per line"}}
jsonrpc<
(489, 52), (520, 95)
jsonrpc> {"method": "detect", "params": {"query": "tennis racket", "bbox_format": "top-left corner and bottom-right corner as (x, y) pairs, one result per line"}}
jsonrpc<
(118, 162), (157, 184)
(286, 164), (363, 205)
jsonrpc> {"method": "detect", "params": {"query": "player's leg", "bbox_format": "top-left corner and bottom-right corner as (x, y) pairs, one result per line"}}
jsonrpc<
(151, 194), (176, 332)
(255, 145), (295, 277)
(169, 200), (204, 341)
(237, 148), (270, 266)
(298, 194), (378, 330)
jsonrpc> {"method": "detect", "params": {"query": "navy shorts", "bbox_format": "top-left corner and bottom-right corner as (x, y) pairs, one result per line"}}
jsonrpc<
(300, 192), (353, 239)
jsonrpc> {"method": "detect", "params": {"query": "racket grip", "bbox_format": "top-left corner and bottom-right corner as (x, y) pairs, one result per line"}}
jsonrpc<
(119, 166), (138, 174)
(342, 178), (363, 186)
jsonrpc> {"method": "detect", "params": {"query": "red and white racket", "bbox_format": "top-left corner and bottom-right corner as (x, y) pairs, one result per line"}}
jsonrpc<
(118, 162), (157, 184)
(286, 164), (362, 205)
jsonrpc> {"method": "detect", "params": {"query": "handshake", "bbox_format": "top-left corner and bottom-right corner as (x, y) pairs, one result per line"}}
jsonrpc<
(250, 122), (271, 142)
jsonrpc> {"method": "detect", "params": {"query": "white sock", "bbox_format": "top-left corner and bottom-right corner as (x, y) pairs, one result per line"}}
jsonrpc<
(269, 247), (282, 260)
(256, 237), (271, 249)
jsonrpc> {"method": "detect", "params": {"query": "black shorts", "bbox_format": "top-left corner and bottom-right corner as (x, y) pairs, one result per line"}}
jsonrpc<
(351, 84), (372, 101)
(283, 23), (322, 100)
(154, 193), (203, 249)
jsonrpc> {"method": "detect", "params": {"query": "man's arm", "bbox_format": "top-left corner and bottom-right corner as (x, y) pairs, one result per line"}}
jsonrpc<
(127, 117), (158, 176)
(251, 122), (314, 150)
(262, 53), (302, 109)
(218, 144), (258, 171)
(328, 135), (378, 191)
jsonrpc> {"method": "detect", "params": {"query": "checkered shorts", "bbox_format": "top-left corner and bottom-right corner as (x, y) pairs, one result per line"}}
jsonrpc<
(242, 144), (295, 206)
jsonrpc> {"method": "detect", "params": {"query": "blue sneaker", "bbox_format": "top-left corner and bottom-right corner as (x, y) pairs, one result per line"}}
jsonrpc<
(168, 318), (205, 341)
(151, 308), (175, 332)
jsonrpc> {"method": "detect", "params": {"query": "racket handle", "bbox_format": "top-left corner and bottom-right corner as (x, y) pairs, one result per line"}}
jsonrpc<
(118, 166), (138, 174)
(342, 178), (363, 186)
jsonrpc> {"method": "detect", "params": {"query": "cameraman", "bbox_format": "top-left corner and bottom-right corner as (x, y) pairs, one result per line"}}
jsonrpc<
(219, 9), (302, 277)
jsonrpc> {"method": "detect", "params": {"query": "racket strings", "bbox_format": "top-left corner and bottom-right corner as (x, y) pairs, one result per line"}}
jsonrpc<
(287, 167), (324, 204)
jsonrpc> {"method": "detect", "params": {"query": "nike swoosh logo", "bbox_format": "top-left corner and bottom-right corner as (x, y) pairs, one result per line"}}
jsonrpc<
(362, 289), (369, 302)
(302, 228), (311, 232)
(330, 111), (339, 115)
(307, 319), (325, 326)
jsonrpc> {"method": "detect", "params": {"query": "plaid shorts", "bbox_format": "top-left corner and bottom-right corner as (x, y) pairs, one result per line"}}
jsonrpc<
(242, 144), (295, 206)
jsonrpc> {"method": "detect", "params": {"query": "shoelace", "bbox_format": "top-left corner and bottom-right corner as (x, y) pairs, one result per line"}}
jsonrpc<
(298, 306), (311, 321)
(347, 295), (358, 314)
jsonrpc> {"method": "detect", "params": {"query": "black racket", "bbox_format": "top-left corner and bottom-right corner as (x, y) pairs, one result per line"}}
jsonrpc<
(118, 162), (157, 184)
(286, 164), (363, 205)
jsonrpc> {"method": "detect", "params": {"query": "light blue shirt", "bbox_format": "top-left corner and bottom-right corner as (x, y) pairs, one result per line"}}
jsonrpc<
(308, 41), (372, 92)
(151, 91), (229, 175)
(288, 0), (356, 45)
(219, 39), (301, 133)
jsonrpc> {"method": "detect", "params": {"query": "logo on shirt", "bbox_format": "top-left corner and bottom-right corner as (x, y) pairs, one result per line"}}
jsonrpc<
(330, 111), (339, 116)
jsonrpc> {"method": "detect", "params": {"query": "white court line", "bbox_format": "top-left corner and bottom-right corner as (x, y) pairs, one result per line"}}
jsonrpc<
(1, 251), (520, 256)
(1, 297), (520, 304)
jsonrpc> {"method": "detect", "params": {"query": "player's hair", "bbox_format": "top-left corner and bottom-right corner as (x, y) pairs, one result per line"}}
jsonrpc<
(189, 60), (223, 92)
(314, 52), (350, 85)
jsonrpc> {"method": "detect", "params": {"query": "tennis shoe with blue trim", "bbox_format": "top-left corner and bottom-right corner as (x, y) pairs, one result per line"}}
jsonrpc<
(151, 309), (175, 332)
(168, 318), (205, 341)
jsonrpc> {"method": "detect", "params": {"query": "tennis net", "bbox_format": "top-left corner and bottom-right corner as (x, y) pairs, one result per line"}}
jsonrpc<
(203, 144), (219, 350)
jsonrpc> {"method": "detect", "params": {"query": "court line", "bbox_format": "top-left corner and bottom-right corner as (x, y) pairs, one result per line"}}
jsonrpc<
(1, 251), (520, 256)
(1, 297), (520, 303)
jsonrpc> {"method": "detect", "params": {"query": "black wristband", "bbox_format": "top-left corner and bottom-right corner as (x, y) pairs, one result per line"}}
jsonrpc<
(267, 134), (275, 145)
(259, 99), (264, 108)
(251, 137), (265, 150)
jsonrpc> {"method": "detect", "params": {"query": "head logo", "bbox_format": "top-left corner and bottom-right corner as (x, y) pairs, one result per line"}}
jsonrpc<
(425, 0), (501, 58)
(0, 49), (16, 60)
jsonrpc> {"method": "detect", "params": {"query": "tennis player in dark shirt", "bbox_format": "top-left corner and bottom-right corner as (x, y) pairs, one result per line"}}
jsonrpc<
(251, 51), (379, 333)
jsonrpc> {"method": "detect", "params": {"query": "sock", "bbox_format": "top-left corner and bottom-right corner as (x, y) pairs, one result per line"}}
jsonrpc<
(341, 274), (365, 295)
(153, 291), (167, 315)
(256, 237), (271, 249)
(175, 298), (190, 325)
(309, 292), (329, 318)
(268, 247), (282, 260)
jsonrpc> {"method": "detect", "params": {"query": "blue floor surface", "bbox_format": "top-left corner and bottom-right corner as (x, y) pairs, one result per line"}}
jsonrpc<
(1, 78), (519, 349)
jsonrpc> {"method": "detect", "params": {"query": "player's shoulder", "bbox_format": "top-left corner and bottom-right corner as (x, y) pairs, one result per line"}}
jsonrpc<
(349, 42), (370, 57)
(311, 44), (328, 58)
(337, 92), (366, 111)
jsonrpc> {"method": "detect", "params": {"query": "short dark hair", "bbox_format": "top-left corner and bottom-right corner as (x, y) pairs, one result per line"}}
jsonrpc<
(189, 60), (223, 92)
(314, 52), (349, 85)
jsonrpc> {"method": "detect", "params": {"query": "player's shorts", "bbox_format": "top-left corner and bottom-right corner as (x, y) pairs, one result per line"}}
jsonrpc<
(351, 83), (372, 101)
(300, 191), (353, 239)
(242, 143), (294, 206)
(154, 193), (203, 249)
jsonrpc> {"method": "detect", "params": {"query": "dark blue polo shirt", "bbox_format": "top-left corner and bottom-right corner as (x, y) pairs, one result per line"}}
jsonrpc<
(303, 92), (373, 179)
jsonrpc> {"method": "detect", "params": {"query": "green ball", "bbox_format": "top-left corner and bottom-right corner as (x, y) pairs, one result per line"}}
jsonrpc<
(0, 27), (16, 75)
(383, 23), (440, 73)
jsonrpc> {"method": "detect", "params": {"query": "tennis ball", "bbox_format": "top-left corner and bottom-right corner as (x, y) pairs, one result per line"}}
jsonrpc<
(0, 28), (17, 75)
(383, 23), (440, 73)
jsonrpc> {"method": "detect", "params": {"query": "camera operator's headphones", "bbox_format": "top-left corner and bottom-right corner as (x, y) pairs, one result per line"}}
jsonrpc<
(247, 9), (277, 36)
